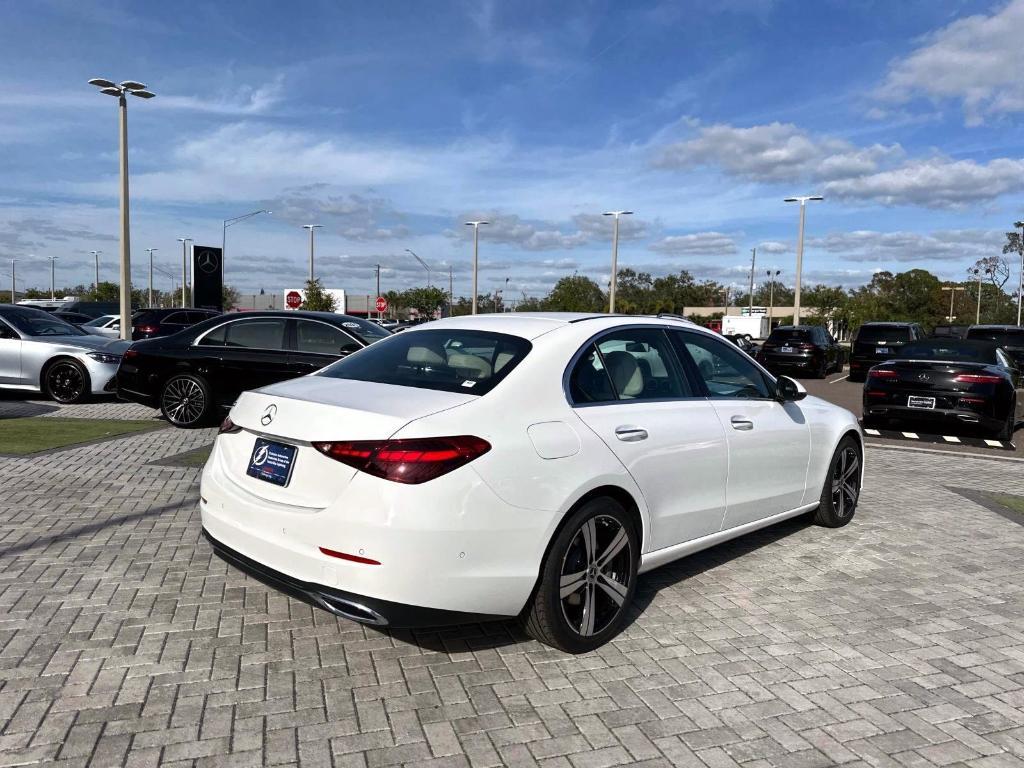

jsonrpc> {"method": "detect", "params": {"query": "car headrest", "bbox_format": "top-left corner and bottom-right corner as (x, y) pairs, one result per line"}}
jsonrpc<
(604, 351), (644, 398)
(407, 345), (446, 365)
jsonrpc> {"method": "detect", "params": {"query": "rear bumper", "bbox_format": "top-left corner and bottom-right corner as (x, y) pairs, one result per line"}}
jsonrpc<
(863, 402), (1004, 431)
(759, 354), (819, 370)
(203, 528), (504, 628)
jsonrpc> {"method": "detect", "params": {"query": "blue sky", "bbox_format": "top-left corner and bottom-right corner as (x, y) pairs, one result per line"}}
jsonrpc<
(2, 0), (1024, 301)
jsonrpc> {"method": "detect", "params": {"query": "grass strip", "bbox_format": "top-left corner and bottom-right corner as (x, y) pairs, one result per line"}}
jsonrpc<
(0, 417), (163, 455)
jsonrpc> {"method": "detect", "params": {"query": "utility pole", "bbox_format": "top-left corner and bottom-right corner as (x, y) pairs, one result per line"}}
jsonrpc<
(974, 268), (987, 324)
(146, 248), (158, 307)
(303, 224), (322, 282)
(90, 250), (102, 288)
(602, 210), (633, 313)
(748, 247), (756, 313)
(464, 221), (488, 314)
(784, 196), (823, 325)
(177, 238), (192, 308)
(46, 256), (58, 300)
(9, 259), (15, 303)
(375, 264), (381, 320)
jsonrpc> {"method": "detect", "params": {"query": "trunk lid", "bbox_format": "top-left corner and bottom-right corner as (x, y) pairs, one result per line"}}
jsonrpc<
(219, 377), (477, 509)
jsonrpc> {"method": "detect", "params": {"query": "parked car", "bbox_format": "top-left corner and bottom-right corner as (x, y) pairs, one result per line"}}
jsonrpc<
(57, 301), (121, 319)
(848, 322), (926, 382)
(52, 310), (95, 326)
(200, 313), (862, 652)
(723, 333), (759, 355)
(81, 314), (121, 338)
(862, 338), (1022, 439)
(0, 305), (127, 403)
(756, 325), (844, 378)
(966, 325), (1024, 367)
(130, 308), (221, 340)
(117, 311), (391, 427)
(931, 324), (968, 340)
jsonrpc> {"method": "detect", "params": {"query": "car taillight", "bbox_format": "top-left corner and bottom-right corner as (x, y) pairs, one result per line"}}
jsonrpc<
(868, 369), (898, 379)
(123, 348), (139, 359)
(135, 324), (158, 334)
(312, 436), (491, 484)
(219, 416), (242, 434)
(798, 343), (816, 350)
(953, 374), (1002, 384)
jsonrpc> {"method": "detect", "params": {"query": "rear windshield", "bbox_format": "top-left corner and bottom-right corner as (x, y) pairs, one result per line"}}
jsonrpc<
(331, 316), (391, 344)
(898, 340), (998, 363)
(317, 328), (531, 395)
(767, 329), (812, 343)
(966, 328), (1024, 348)
(855, 325), (911, 344)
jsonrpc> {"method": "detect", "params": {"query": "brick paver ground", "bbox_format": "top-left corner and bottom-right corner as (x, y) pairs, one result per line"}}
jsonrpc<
(2, 409), (1024, 767)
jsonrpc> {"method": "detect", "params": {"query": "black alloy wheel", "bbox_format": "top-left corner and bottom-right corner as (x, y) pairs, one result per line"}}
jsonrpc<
(813, 436), (861, 527)
(524, 497), (638, 653)
(45, 359), (90, 404)
(160, 374), (213, 428)
(996, 399), (1016, 441)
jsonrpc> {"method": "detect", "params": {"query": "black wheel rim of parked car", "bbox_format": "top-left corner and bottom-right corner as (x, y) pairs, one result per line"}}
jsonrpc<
(162, 378), (207, 425)
(47, 362), (85, 403)
(831, 447), (860, 518)
(559, 515), (632, 637)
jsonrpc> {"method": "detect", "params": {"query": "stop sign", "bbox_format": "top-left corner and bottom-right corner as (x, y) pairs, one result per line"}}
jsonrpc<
(375, 296), (388, 313)
(286, 290), (302, 309)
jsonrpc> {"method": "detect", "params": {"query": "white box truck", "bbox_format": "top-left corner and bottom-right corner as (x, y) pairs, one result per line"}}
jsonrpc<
(722, 315), (770, 339)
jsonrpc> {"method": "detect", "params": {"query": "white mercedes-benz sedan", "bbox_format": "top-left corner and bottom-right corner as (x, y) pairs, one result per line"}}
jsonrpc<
(200, 313), (862, 653)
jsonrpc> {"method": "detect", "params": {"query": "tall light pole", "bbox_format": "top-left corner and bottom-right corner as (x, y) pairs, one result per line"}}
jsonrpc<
(88, 78), (154, 340)
(602, 210), (633, 313)
(783, 196), (823, 325)
(505, 277), (510, 312)
(942, 285), (965, 323)
(302, 224), (322, 282)
(145, 248), (158, 307)
(89, 250), (102, 288)
(448, 266), (454, 316)
(747, 247), (756, 313)
(177, 238), (192, 308)
(1015, 220), (1024, 326)
(464, 221), (489, 314)
(223, 209), (271, 284)
(974, 267), (992, 324)
(46, 256), (58, 300)
(406, 248), (431, 286)
(375, 264), (382, 319)
(767, 269), (781, 324)
(9, 259), (15, 303)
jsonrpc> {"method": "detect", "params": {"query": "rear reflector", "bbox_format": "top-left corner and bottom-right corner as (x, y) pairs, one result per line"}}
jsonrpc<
(319, 547), (380, 565)
(868, 369), (898, 379)
(953, 374), (1002, 384)
(312, 435), (491, 484)
(866, 391), (888, 397)
(219, 416), (241, 434)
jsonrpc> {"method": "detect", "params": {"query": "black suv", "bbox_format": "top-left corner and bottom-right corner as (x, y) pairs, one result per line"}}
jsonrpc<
(966, 325), (1024, 368)
(755, 325), (844, 378)
(848, 322), (925, 382)
(130, 308), (221, 340)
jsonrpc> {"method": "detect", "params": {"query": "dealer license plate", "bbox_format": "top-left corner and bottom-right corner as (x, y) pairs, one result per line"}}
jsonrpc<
(907, 395), (935, 410)
(246, 439), (297, 487)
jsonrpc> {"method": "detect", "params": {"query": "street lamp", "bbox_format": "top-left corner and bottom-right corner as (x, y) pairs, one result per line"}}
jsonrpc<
(89, 250), (102, 288)
(602, 210), (633, 313)
(9, 258), (15, 303)
(145, 248), (158, 307)
(44, 255), (58, 300)
(223, 209), (271, 284)
(766, 269), (781, 323)
(88, 77), (155, 341)
(302, 224), (323, 282)
(941, 285), (965, 323)
(406, 248), (431, 286)
(1015, 220), (1024, 326)
(177, 238), (192, 308)
(464, 221), (489, 314)
(783, 195), (823, 325)
(974, 267), (993, 324)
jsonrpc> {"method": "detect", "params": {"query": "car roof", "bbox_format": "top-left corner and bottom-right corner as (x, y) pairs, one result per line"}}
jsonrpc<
(861, 321), (914, 326)
(0, 304), (49, 316)
(404, 312), (699, 340)
(970, 324), (1024, 331)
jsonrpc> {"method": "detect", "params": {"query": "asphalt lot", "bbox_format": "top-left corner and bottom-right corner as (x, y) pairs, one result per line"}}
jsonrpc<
(3, 386), (1024, 766)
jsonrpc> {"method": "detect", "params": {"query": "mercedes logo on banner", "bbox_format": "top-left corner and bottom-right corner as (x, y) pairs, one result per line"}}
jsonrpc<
(197, 249), (219, 274)
(190, 246), (224, 311)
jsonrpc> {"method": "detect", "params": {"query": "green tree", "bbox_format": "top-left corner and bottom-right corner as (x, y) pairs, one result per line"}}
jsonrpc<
(222, 284), (241, 311)
(400, 286), (449, 317)
(544, 275), (605, 312)
(301, 278), (336, 312)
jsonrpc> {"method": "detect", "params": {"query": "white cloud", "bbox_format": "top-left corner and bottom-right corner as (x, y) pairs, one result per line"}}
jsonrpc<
(823, 157), (1024, 208)
(654, 121), (902, 183)
(757, 240), (788, 254)
(444, 211), (649, 251)
(876, 0), (1024, 124)
(808, 229), (1005, 262)
(648, 232), (737, 256)
(266, 185), (410, 241)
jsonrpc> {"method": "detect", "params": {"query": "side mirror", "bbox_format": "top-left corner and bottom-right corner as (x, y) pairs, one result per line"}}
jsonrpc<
(776, 375), (807, 403)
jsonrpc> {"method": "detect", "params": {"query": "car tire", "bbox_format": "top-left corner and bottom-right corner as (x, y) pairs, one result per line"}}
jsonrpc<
(160, 373), (214, 428)
(523, 497), (638, 654)
(996, 400), (1016, 441)
(44, 358), (91, 404)
(812, 436), (861, 528)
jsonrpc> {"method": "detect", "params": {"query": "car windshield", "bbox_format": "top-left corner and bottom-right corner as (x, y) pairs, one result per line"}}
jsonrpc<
(898, 340), (998, 363)
(767, 329), (812, 343)
(3, 310), (86, 336)
(966, 328), (1024, 347)
(856, 325), (911, 343)
(317, 328), (531, 395)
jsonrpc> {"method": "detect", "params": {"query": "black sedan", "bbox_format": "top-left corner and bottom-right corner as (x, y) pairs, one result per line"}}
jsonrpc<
(130, 308), (221, 340)
(116, 311), (390, 427)
(862, 339), (1023, 440)
(756, 325), (844, 378)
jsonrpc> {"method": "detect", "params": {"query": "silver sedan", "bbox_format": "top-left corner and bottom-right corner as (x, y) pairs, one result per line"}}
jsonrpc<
(0, 305), (129, 403)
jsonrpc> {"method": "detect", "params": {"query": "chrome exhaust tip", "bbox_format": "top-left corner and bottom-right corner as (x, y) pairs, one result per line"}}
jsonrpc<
(315, 594), (389, 626)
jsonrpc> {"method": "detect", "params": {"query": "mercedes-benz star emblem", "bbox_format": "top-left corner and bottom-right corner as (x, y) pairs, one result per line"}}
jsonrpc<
(917, 373), (931, 381)
(261, 404), (277, 426)
(197, 250), (219, 274)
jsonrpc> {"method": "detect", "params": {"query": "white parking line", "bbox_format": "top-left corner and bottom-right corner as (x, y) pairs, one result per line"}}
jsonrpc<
(943, 436), (961, 443)
(901, 432), (919, 439)
(864, 428), (881, 435)
(829, 375), (849, 384)
(984, 439), (1003, 447)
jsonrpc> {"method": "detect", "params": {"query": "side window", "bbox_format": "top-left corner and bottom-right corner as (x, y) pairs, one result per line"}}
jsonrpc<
(295, 320), (361, 356)
(186, 311), (212, 324)
(163, 312), (188, 325)
(674, 331), (772, 399)
(198, 323), (227, 346)
(569, 328), (690, 403)
(225, 319), (287, 350)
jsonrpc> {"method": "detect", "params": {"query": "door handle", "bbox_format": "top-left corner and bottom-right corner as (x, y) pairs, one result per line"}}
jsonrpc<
(614, 425), (648, 442)
(730, 415), (754, 430)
